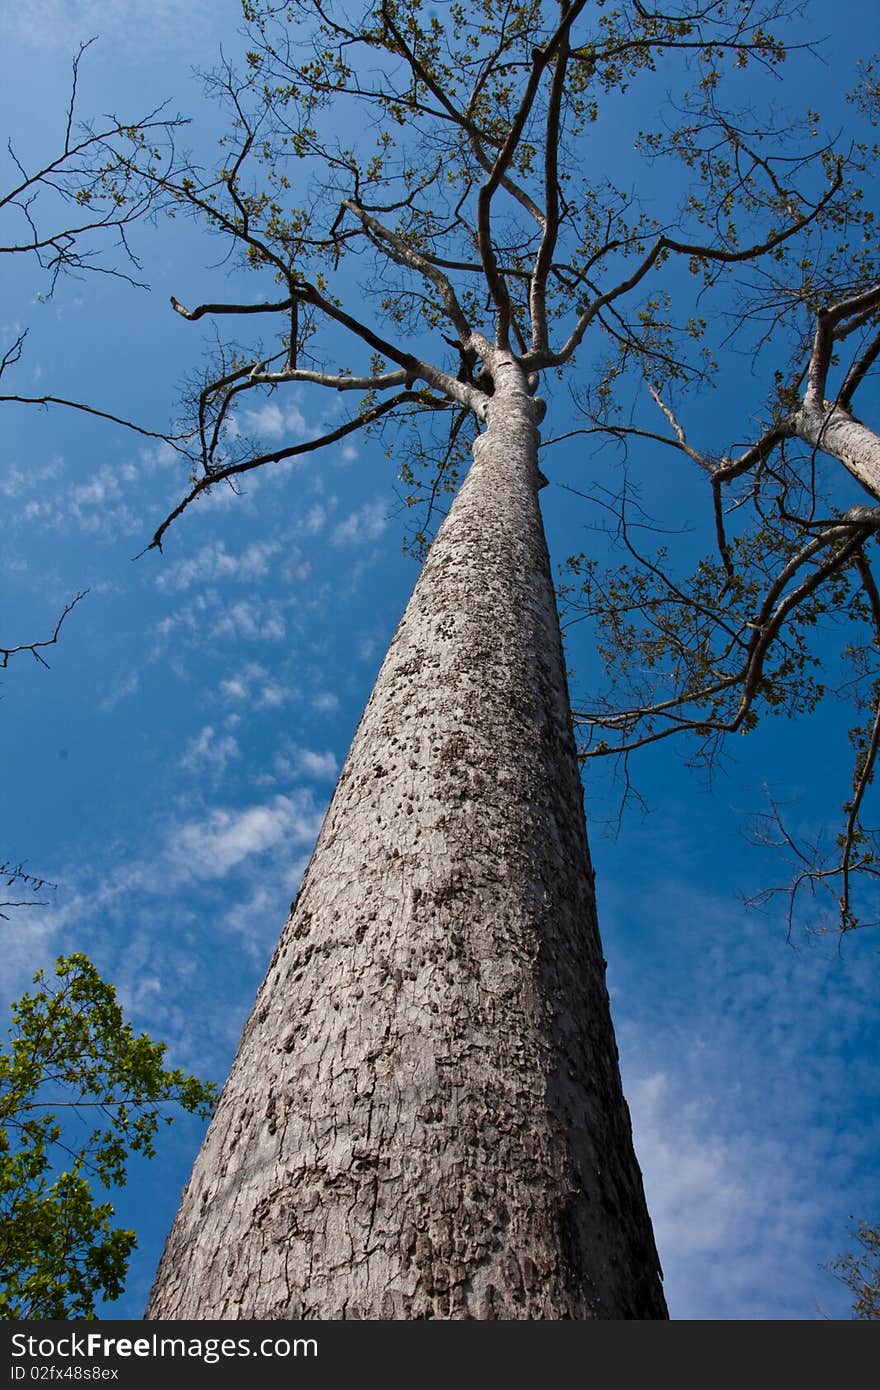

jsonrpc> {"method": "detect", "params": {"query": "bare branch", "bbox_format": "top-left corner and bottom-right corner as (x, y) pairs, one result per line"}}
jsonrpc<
(840, 327), (880, 411)
(576, 515), (877, 754)
(340, 200), (472, 342)
(532, 163), (844, 372)
(170, 295), (294, 321)
(1, 592), (88, 670)
(145, 391), (444, 553)
(0, 393), (188, 446)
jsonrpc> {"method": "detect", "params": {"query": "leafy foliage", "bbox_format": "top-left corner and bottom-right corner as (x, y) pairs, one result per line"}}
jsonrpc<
(831, 1221), (880, 1319)
(0, 954), (215, 1319)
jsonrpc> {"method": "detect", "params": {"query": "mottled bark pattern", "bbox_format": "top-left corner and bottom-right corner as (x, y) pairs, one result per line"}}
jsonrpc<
(796, 400), (880, 499)
(147, 364), (666, 1320)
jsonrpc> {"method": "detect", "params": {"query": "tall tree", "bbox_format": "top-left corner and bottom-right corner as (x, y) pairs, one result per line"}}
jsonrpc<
(142, 0), (846, 1318)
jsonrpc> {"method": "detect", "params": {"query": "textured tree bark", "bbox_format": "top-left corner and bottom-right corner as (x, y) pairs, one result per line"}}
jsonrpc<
(796, 400), (880, 500)
(146, 361), (667, 1320)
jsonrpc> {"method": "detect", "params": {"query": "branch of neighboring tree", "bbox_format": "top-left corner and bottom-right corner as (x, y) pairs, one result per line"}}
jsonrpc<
(1, 592), (88, 670)
(574, 514), (877, 753)
(0, 393), (189, 447)
(0, 863), (57, 922)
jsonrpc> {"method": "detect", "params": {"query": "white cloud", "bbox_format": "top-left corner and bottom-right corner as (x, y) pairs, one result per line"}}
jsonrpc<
(138, 440), (179, 472)
(600, 861), (880, 1320)
(210, 598), (286, 643)
(169, 794), (322, 881)
(99, 670), (140, 711)
(241, 401), (285, 440)
(281, 551), (312, 583)
(298, 502), (329, 536)
(3, 455), (142, 536)
(180, 724), (240, 777)
(358, 635), (382, 663)
(312, 690), (339, 713)
(256, 682), (291, 710)
(218, 864), (310, 961)
(0, 456), (63, 498)
(297, 748), (338, 780)
(332, 499), (389, 547)
(217, 662), (299, 710)
(240, 399), (308, 442)
(626, 1067), (842, 1320)
(274, 746), (338, 781)
(218, 675), (250, 702)
(1, 1), (232, 53)
(154, 539), (282, 593)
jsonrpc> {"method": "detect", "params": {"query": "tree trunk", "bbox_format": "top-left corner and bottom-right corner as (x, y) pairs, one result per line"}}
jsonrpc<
(145, 362), (667, 1320)
(796, 400), (880, 501)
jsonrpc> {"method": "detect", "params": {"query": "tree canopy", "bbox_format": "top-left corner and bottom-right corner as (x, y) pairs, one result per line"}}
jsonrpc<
(118, 0), (880, 935)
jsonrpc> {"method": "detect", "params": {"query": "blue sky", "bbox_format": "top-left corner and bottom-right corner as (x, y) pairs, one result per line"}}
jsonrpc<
(1, 0), (878, 1321)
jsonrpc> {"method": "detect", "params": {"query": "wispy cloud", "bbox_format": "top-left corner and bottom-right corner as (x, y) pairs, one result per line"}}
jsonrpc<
(312, 690), (339, 713)
(168, 793), (323, 881)
(1, 787), (327, 1034)
(298, 502), (330, 536)
(239, 398), (309, 443)
(211, 598), (286, 643)
(5, 459), (143, 536)
(155, 540), (282, 593)
(0, 456), (63, 498)
(99, 670), (140, 711)
(1, 1), (233, 53)
(180, 724), (240, 778)
(217, 661), (299, 710)
(602, 862), (880, 1320)
(332, 499), (389, 547)
(274, 745), (338, 781)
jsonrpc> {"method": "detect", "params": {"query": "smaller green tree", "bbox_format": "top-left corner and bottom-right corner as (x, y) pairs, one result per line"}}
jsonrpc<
(0, 954), (215, 1320)
(832, 1221), (880, 1320)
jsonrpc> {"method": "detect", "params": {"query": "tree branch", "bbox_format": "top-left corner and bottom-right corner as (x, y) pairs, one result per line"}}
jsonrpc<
(1, 592), (88, 670)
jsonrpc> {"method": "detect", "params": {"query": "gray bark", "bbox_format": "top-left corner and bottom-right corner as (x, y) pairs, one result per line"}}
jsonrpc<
(795, 400), (880, 501)
(146, 360), (667, 1320)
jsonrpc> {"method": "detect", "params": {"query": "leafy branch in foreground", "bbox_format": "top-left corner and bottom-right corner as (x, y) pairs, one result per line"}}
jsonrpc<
(0, 954), (216, 1319)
